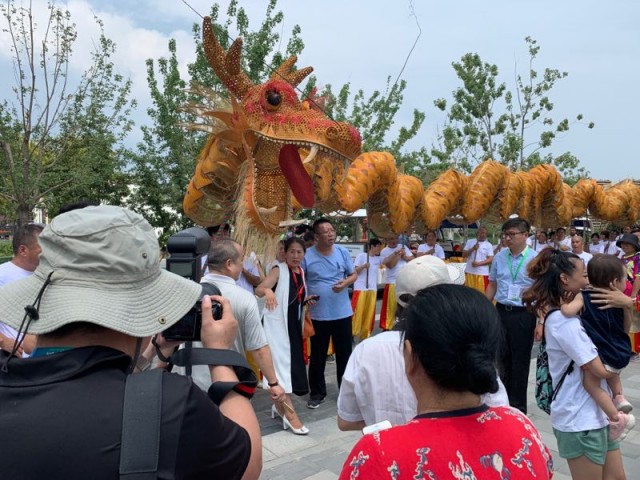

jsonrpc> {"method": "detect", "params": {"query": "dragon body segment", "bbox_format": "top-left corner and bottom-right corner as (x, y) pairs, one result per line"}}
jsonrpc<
(184, 17), (639, 251)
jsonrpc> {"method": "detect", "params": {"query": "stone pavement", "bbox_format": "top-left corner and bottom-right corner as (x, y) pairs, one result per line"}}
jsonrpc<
(253, 351), (640, 479)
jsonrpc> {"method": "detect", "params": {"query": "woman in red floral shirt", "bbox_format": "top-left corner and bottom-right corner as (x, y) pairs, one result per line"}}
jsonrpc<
(340, 285), (553, 479)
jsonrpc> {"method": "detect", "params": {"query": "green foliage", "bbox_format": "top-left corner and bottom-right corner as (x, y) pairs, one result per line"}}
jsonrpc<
(430, 37), (592, 180)
(0, 2), (135, 224)
(316, 76), (429, 177)
(0, 240), (12, 258)
(131, 0), (429, 237)
(129, 0), (308, 240)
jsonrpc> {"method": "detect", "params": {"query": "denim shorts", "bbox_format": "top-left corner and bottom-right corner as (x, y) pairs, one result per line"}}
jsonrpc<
(553, 427), (620, 465)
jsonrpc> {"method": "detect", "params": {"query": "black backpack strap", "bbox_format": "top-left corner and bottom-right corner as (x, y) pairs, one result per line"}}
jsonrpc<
(120, 369), (164, 480)
(543, 308), (574, 402)
(552, 360), (575, 401)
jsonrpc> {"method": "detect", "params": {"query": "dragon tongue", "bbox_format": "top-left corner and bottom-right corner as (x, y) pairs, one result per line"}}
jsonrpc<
(279, 144), (315, 208)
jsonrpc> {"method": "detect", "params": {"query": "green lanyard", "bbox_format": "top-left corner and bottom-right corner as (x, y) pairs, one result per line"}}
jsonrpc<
(507, 246), (529, 282)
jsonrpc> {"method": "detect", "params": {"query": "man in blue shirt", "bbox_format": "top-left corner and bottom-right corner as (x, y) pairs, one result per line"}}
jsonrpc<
(486, 218), (538, 414)
(303, 218), (357, 408)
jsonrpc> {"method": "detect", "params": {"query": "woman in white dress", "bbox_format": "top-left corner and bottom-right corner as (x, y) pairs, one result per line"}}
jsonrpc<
(256, 237), (313, 435)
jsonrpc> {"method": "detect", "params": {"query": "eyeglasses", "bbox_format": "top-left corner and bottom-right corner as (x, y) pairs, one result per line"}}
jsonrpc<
(503, 231), (526, 238)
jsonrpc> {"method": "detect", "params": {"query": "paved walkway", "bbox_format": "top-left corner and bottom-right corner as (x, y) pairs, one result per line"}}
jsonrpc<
(253, 351), (640, 479)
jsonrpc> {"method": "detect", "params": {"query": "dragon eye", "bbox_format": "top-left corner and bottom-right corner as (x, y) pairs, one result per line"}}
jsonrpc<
(266, 90), (282, 108)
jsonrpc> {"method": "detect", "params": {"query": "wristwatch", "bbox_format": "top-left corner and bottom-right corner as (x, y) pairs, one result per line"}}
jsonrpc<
(135, 355), (153, 372)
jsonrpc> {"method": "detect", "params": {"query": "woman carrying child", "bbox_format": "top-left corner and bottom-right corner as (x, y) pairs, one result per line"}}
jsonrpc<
(560, 255), (635, 432)
(523, 249), (629, 480)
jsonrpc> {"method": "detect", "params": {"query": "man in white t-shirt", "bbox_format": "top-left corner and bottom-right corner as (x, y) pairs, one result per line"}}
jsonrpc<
(351, 239), (382, 340)
(416, 230), (445, 259)
(379, 236), (414, 330)
(0, 224), (44, 356)
(571, 235), (593, 267)
(588, 232), (605, 255)
(462, 226), (494, 293)
(236, 252), (263, 294)
(337, 255), (508, 430)
(602, 230), (622, 257)
(533, 231), (551, 252)
(552, 227), (571, 251)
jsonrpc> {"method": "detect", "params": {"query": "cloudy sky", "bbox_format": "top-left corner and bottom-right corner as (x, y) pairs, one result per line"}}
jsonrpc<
(1, 0), (638, 182)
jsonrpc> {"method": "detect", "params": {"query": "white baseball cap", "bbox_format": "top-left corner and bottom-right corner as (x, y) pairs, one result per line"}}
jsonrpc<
(395, 256), (466, 307)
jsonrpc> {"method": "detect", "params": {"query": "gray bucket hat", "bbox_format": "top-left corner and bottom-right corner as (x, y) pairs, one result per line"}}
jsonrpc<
(0, 205), (201, 336)
(616, 233), (640, 252)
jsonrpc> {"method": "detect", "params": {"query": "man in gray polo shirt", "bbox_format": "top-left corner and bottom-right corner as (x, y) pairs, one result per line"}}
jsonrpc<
(485, 218), (537, 414)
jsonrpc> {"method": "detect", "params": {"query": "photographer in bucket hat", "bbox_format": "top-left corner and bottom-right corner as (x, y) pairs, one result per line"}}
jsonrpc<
(337, 256), (507, 431)
(0, 206), (261, 480)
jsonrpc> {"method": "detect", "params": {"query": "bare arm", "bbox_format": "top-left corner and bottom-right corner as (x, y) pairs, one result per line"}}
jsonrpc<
(472, 255), (493, 268)
(242, 268), (263, 287)
(631, 275), (640, 299)
(254, 266), (279, 298)
(582, 355), (616, 380)
(383, 251), (401, 269)
(623, 304), (633, 333)
(560, 292), (584, 317)
(485, 280), (497, 302)
(21, 334), (37, 354)
(250, 345), (286, 402)
(337, 416), (366, 432)
(462, 242), (477, 259)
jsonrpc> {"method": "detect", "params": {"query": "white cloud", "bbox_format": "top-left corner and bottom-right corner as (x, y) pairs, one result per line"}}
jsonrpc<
(1, 0), (638, 181)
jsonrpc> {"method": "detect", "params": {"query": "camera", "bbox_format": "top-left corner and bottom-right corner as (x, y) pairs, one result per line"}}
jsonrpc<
(163, 227), (222, 341)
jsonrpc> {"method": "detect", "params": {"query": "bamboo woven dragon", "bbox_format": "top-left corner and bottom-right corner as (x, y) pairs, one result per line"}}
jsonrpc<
(183, 17), (640, 251)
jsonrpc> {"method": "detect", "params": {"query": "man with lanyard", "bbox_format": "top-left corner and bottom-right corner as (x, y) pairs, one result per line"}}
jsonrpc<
(485, 218), (537, 414)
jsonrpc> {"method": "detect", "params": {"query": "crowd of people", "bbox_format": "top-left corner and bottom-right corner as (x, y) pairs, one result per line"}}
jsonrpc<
(0, 205), (639, 479)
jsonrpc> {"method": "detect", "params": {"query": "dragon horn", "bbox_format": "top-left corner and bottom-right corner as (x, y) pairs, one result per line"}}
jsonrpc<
(202, 17), (255, 99)
(271, 55), (314, 87)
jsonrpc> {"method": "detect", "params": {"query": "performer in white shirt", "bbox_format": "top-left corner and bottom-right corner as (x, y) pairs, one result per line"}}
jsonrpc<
(552, 227), (571, 251)
(533, 231), (551, 252)
(379, 236), (414, 330)
(588, 232), (605, 255)
(236, 251), (264, 293)
(571, 235), (593, 267)
(351, 239), (383, 340)
(416, 230), (445, 259)
(462, 226), (494, 293)
(602, 230), (622, 256)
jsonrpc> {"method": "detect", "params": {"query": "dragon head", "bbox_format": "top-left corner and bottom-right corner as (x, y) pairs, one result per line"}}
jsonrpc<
(202, 17), (362, 209)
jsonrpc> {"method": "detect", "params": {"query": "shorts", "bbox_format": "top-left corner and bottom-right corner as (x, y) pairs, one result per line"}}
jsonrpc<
(553, 427), (620, 465)
(604, 364), (622, 374)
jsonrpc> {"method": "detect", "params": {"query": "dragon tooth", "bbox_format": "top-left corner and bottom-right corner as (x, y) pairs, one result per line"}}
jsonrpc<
(303, 145), (319, 164)
(257, 206), (278, 214)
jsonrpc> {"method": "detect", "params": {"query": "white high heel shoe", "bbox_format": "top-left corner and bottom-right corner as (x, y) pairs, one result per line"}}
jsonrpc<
(271, 404), (283, 419)
(272, 404), (309, 435)
(282, 415), (309, 435)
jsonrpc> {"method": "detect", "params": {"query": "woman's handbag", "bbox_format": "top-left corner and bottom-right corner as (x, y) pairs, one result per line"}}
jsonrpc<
(303, 308), (315, 338)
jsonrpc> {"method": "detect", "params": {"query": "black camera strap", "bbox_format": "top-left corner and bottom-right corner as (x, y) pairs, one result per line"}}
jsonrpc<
(170, 348), (258, 405)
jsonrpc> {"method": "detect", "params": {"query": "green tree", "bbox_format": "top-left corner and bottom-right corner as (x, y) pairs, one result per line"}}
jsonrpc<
(317, 77), (429, 176)
(131, 0), (430, 236)
(431, 37), (593, 183)
(0, 2), (135, 224)
(128, 0), (307, 239)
